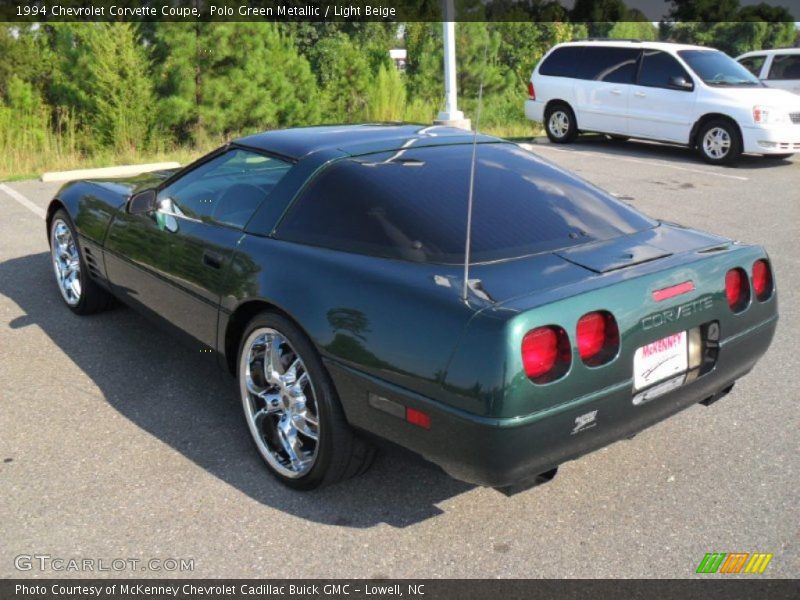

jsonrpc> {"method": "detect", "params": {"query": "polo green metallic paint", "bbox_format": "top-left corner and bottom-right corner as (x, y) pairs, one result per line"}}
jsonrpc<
(45, 125), (778, 489)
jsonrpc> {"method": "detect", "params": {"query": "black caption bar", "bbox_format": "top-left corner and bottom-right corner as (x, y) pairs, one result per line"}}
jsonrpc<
(2, 0), (799, 22)
(2, 580), (799, 600)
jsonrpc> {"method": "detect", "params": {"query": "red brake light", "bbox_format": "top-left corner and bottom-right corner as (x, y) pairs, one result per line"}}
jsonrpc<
(752, 259), (772, 301)
(406, 407), (431, 429)
(576, 311), (620, 366)
(522, 326), (570, 382)
(725, 268), (749, 312)
(652, 281), (694, 302)
(527, 81), (535, 100)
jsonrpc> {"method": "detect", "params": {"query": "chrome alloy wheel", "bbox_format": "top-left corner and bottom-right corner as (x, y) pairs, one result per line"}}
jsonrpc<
(50, 218), (81, 306)
(240, 328), (320, 478)
(548, 111), (570, 139)
(702, 127), (731, 160)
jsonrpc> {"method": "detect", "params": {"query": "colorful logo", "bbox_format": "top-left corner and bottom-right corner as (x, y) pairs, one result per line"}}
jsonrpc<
(696, 552), (773, 574)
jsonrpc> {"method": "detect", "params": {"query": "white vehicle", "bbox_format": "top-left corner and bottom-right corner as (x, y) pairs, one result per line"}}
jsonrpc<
(524, 40), (800, 164)
(737, 48), (800, 95)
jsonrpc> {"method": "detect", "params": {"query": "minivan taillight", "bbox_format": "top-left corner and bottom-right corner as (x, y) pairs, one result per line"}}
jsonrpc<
(725, 268), (750, 312)
(527, 81), (535, 100)
(522, 326), (570, 383)
(576, 311), (620, 366)
(752, 259), (773, 301)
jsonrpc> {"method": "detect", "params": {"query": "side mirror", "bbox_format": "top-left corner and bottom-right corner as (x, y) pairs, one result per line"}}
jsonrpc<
(128, 189), (157, 214)
(668, 76), (694, 91)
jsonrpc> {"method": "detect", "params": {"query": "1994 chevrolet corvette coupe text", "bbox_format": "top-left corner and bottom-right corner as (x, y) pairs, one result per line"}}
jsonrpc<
(46, 124), (778, 490)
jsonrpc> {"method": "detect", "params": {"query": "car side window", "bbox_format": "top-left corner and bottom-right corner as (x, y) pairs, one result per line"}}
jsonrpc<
(158, 149), (292, 229)
(574, 47), (641, 84)
(638, 50), (691, 88)
(767, 55), (800, 80)
(539, 46), (584, 77)
(738, 55), (766, 77)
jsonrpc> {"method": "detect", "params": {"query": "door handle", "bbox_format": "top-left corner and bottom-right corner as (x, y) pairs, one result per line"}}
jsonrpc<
(634, 91), (646, 98)
(610, 89), (623, 96)
(202, 250), (223, 270)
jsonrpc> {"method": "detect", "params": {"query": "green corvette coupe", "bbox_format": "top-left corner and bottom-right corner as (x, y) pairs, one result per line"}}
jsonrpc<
(46, 124), (777, 490)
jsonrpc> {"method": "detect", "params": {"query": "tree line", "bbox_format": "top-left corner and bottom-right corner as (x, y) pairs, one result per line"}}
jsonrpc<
(0, 5), (796, 176)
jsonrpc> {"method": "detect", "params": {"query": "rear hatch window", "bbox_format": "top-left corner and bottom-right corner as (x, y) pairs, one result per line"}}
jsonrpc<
(277, 143), (655, 264)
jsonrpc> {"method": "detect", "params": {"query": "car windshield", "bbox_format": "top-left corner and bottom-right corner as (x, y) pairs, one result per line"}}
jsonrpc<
(277, 143), (656, 264)
(678, 49), (761, 86)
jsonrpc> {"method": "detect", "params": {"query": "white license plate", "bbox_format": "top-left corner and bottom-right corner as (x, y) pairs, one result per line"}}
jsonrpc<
(633, 331), (688, 391)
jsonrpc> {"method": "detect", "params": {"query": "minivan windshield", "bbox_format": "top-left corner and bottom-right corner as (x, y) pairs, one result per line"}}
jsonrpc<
(678, 49), (762, 86)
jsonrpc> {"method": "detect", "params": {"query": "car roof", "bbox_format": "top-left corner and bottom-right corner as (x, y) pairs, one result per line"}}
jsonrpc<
(738, 48), (800, 58)
(234, 124), (498, 160)
(560, 40), (710, 53)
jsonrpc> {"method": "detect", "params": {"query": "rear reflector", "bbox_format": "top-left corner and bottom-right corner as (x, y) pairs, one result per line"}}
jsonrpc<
(406, 407), (431, 429)
(752, 259), (773, 301)
(576, 311), (620, 366)
(522, 325), (571, 382)
(652, 281), (695, 302)
(725, 268), (749, 312)
(527, 81), (535, 100)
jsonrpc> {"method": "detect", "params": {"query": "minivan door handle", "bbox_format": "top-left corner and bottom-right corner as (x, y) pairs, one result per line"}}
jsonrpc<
(634, 91), (647, 98)
(610, 88), (623, 96)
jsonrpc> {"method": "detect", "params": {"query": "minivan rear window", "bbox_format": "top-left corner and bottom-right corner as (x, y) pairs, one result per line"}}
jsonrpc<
(277, 144), (655, 264)
(539, 46), (584, 77)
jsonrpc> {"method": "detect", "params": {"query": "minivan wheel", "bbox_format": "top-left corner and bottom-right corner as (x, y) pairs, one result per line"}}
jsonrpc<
(238, 311), (376, 490)
(545, 103), (578, 143)
(697, 119), (741, 165)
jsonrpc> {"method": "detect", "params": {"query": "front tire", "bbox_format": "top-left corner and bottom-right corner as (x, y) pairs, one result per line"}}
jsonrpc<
(237, 312), (376, 490)
(697, 119), (742, 165)
(49, 209), (114, 315)
(544, 103), (578, 144)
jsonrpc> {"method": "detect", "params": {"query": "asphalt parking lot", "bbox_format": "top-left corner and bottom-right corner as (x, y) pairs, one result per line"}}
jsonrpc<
(1, 138), (798, 579)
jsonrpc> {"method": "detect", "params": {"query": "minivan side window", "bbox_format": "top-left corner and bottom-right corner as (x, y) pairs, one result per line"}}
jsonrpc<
(574, 47), (641, 83)
(539, 46), (584, 77)
(738, 55), (766, 77)
(767, 54), (800, 80)
(638, 50), (691, 88)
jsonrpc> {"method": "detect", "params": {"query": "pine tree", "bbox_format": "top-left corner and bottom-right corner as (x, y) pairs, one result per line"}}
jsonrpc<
(152, 23), (319, 142)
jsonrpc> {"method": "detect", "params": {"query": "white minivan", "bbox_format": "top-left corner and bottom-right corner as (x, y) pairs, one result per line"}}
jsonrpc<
(524, 40), (800, 164)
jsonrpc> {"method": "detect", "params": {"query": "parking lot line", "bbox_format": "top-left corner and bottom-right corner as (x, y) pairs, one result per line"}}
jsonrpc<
(524, 144), (750, 182)
(0, 183), (46, 219)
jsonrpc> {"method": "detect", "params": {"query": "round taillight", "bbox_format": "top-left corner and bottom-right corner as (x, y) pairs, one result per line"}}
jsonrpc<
(725, 268), (750, 312)
(752, 259), (773, 301)
(576, 311), (620, 366)
(522, 326), (570, 383)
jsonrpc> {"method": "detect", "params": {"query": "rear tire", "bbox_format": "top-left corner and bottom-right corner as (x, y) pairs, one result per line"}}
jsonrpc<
(544, 103), (578, 144)
(697, 119), (742, 165)
(48, 209), (115, 315)
(237, 311), (376, 490)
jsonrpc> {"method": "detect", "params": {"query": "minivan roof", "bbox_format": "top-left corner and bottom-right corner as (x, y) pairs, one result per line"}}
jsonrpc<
(562, 40), (712, 53)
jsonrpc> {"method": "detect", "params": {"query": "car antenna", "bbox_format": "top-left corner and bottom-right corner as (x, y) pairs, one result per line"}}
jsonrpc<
(462, 44), (487, 303)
